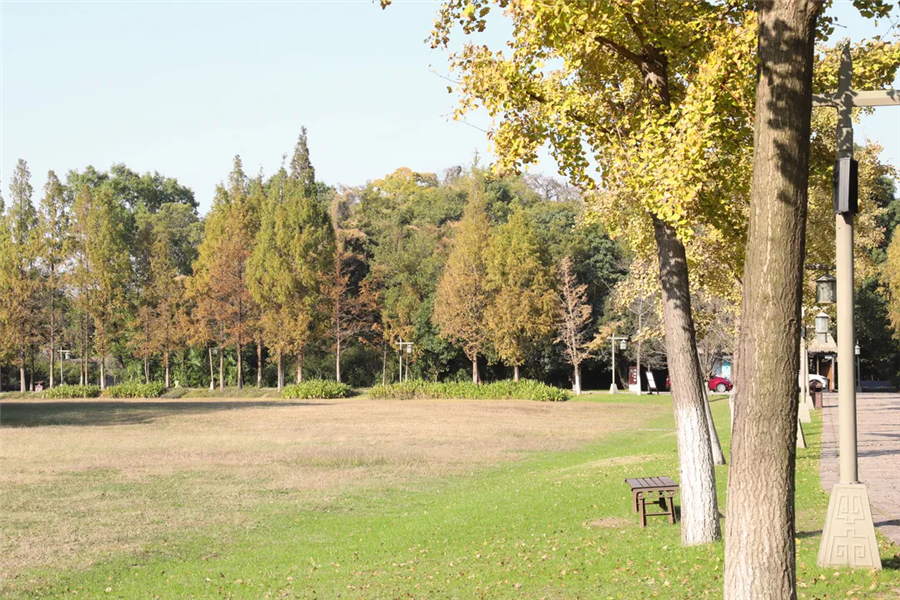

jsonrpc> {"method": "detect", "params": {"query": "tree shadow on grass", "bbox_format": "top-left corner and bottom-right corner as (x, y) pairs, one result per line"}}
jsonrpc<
(0, 400), (331, 428)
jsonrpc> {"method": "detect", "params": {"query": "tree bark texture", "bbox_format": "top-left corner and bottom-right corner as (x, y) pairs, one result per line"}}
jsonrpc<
(574, 364), (581, 395)
(513, 365), (520, 382)
(725, 3), (820, 599)
(297, 353), (304, 384)
(653, 216), (721, 545)
(219, 350), (224, 391)
(336, 339), (342, 383)
(164, 353), (170, 388)
(472, 355), (479, 384)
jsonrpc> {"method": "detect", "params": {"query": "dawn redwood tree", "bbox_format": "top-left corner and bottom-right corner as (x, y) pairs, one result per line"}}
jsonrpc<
(1, 160), (41, 391)
(37, 171), (68, 389)
(484, 207), (555, 381)
(555, 256), (592, 395)
(433, 179), (493, 383)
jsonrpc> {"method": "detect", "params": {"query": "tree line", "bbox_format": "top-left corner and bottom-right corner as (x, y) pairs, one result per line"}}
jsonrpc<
(1, 133), (634, 393)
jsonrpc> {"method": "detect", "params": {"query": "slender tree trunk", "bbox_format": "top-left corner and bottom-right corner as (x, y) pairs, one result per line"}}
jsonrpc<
(29, 349), (34, 391)
(19, 353), (26, 392)
(335, 338), (341, 383)
(49, 320), (55, 389)
(99, 352), (106, 390)
(472, 355), (479, 384)
(513, 365), (520, 382)
(702, 385), (726, 465)
(219, 349), (224, 390)
(277, 352), (284, 391)
(208, 347), (214, 391)
(297, 351), (304, 383)
(382, 348), (387, 385)
(653, 216), (721, 545)
(725, 3), (819, 598)
(236, 342), (243, 389)
(164, 353), (170, 388)
(257, 341), (263, 388)
(144, 357), (150, 384)
(574, 363), (581, 395)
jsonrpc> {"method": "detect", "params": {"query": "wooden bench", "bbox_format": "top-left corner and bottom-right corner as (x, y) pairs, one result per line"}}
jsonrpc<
(624, 476), (678, 526)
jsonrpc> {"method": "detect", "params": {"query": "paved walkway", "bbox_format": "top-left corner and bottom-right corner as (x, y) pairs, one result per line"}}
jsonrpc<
(820, 392), (900, 546)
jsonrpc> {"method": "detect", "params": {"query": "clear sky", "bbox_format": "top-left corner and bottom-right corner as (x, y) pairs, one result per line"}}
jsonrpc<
(2, 1), (898, 214)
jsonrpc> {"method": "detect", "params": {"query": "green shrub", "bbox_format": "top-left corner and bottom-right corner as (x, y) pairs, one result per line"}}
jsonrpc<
(41, 384), (101, 399)
(281, 380), (353, 399)
(368, 379), (569, 402)
(100, 382), (166, 398)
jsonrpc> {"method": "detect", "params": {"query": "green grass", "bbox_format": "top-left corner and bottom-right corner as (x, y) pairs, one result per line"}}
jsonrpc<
(5, 398), (898, 599)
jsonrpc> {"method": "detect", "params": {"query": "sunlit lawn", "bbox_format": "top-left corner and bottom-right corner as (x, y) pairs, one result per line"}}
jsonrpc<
(1, 392), (897, 599)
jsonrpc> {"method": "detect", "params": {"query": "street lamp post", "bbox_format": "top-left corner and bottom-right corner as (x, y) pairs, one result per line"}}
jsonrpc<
(396, 340), (414, 382)
(855, 342), (861, 393)
(812, 46), (897, 570)
(608, 336), (627, 393)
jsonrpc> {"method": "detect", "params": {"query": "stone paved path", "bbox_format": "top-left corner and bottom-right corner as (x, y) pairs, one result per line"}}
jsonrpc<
(820, 392), (900, 546)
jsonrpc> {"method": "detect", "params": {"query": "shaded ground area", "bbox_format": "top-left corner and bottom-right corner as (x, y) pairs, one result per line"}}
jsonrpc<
(0, 396), (660, 581)
(820, 392), (900, 545)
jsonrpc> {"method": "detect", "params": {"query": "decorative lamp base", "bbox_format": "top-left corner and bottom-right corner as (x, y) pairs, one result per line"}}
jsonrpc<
(799, 396), (812, 424)
(817, 483), (882, 569)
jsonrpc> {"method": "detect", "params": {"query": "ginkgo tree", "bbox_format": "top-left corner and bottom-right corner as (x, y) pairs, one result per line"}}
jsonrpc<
(411, 0), (762, 545)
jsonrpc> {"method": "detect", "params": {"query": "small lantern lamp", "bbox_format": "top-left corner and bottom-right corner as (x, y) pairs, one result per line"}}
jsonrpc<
(815, 311), (830, 344)
(816, 274), (837, 304)
(619, 339), (627, 351)
(854, 342), (860, 356)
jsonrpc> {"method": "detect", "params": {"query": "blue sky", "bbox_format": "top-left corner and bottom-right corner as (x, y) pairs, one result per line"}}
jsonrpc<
(2, 1), (898, 214)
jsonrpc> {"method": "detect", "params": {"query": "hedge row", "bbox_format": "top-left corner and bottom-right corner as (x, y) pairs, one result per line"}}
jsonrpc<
(101, 382), (167, 398)
(41, 384), (101, 399)
(368, 379), (570, 402)
(281, 380), (353, 399)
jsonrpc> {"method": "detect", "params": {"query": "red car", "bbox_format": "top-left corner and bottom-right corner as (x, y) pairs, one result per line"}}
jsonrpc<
(665, 376), (733, 393)
(709, 376), (733, 393)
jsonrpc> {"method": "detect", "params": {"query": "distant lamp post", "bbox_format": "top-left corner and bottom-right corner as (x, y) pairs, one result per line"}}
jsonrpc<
(815, 312), (831, 345)
(855, 342), (861, 393)
(816, 274), (837, 305)
(609, 336), (628, 393)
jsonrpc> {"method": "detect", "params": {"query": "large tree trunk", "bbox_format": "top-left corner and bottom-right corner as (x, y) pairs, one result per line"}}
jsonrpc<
(725, 3), (819, 599)
(653, 216), (721, 545)
(513, 365), (520, 382)
(574, 364), (581, 395)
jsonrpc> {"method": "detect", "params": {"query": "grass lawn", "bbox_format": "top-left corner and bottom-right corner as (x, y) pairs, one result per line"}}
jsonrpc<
(1, 393), (897, 599)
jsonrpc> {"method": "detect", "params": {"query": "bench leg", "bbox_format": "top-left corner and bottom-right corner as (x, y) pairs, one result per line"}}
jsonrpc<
(667, 492), (676, 524)
(633, 492), (640, 513)
(639, 496), (647, 527)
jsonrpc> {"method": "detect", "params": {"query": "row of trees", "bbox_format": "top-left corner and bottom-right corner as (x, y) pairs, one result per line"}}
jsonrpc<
(1, 135), (635, 392)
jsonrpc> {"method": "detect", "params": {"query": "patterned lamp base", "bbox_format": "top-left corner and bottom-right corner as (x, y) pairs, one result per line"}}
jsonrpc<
(817, 483), (882, 569)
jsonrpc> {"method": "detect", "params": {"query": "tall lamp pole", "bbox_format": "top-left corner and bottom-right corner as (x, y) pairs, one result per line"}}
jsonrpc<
(608, 336), (627, 393)
(812, 46), (897, 570)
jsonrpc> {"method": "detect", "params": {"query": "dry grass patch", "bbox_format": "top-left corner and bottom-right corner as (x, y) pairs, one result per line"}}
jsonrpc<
(0, 397), (660, 580)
